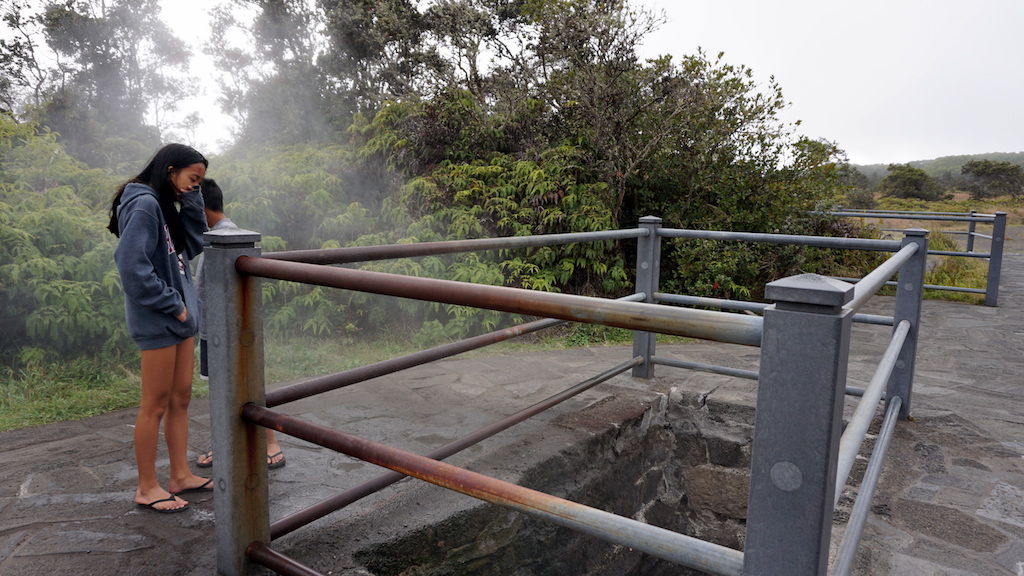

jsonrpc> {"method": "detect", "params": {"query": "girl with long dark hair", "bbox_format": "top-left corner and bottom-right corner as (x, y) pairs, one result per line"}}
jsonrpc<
(109, 143), (213, 513)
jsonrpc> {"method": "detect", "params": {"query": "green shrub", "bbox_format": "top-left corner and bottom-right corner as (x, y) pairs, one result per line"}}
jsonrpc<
(843, 187), (877, 209)
(0, 114), (127, 366)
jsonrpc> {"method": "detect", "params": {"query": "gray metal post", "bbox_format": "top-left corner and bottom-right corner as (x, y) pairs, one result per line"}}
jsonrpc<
(966, 210), (977, 252)
(985, 212), (1006, 307)
(888, 229), (927, 419)
(744, 274), (854, 575)
(205, 228), (269, 576)
(632, 216), (662, 378)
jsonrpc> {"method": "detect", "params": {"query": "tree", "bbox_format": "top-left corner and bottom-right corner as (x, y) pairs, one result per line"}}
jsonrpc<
(838, 164), (875, 209)
(878, 163), (945, 201)
(340, 0), (849, 306)
(319, 0), (446, 121)
(961, 159), (1024, 200)
(423, 0), (502, 100)
(208, 0), (336, 146)
(1, 0), (53, 114)
(1, 0), (191, 168)
(524, 1), (670, 226)
(620, 50), (801, 228)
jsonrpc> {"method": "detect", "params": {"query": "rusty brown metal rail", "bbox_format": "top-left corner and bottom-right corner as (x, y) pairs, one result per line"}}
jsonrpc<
(269, 356), (643, 539)
(245, 404), (745, 576)
(247, 542), (322, 576)
(237, 256), (763, 346)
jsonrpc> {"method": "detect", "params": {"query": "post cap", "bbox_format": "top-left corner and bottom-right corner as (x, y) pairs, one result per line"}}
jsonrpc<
(205, 228), (262, 246)
(766, 273), (854, 309)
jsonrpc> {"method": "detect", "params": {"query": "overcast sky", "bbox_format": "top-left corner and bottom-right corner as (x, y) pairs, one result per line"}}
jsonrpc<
(168, 0), (1024, 166)
(636, 0), (1024, 165)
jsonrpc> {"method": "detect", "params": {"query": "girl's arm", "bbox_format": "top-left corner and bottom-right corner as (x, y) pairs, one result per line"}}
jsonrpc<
(115, 199), (184, 316)
(179, 186), (208, 260)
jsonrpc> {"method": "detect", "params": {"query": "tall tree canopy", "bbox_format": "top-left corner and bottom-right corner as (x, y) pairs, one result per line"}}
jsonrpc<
(207, 0), (333, 144)
(0, 0), (858, 360)
(1, 0), (191, 168)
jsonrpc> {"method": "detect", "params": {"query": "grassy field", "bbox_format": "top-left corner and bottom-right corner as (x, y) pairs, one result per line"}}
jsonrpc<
(2, 198), (1019, 432)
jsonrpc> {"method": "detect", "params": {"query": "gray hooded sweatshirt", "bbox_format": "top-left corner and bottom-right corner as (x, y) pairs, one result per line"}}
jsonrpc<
(114, 183), (206, 350)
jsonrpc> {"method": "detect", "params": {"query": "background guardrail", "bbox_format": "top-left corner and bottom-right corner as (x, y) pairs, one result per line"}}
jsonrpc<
(832, 208), (1006, 306)
(203, 216), (927, 576)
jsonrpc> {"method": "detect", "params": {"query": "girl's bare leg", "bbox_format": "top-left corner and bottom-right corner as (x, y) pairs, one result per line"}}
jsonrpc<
(135, 345), (187, 511)
(166, 338), (211, 494)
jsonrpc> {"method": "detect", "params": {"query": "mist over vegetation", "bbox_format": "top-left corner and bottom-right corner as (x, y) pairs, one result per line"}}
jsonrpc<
(1, 0), (1018, 378)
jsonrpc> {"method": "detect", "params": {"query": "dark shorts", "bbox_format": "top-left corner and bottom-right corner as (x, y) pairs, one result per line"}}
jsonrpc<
(200, 338), (209, 380)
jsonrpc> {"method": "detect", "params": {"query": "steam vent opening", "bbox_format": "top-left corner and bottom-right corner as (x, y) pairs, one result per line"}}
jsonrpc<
(281, 375), (756, 576)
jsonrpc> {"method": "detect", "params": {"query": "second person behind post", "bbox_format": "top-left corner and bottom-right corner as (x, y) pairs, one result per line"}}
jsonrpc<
(193, 177), (285, 470)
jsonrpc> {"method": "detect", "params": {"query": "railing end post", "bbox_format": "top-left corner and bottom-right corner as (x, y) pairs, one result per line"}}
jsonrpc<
(746, 272), (853, 575)
(985, 212), (1007, 306)
(632, 216), (662, 378)
(206, 228), (269, 576)
(205, 227), (262, 247)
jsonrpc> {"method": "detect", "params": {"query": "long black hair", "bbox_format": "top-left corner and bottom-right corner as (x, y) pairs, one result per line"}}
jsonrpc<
(107, 143), (208, 252)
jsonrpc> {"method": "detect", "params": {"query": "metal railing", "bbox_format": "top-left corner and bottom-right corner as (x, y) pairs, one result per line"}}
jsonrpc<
(832, 208), (1007, 305)
(202, 216), (927, 576)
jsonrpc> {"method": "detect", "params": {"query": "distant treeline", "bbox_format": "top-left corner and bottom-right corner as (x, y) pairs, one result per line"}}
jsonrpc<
(854, 152), (1024, 182)
(842, 153), (1024, 207)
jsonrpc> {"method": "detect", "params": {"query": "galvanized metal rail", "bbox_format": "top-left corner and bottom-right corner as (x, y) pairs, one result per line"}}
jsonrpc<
(657, 227), (903, 251)
(848, 242), (920, 313)
(263, 229), (646, 265)
(655, 292), (895, 326)
(832, 396), (904, 576)
(834, 320), (911, 506)
(832, 209), (1007, 306)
